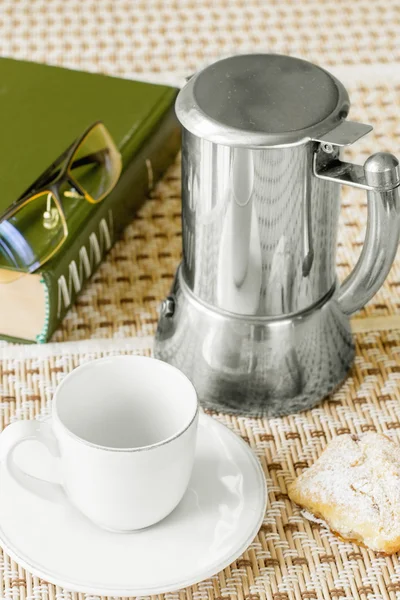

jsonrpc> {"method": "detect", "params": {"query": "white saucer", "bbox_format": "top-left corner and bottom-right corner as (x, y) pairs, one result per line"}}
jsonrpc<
(0, 413), (266, 596)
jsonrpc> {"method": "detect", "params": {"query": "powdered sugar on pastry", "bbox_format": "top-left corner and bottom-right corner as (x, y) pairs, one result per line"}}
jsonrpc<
(288, 432), (400, 553)
(301, 510), (330, 529)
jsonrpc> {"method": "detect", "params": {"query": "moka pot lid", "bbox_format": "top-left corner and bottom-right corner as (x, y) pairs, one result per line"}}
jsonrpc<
(176, 54), (350, 148)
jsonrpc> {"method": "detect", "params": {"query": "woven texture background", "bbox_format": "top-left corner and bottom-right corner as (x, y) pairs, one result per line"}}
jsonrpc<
(1, 1), (400, 599)
(0, 0), (398, 81)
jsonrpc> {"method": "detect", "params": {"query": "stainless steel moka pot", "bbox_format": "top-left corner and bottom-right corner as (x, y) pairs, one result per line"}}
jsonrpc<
(155, 54), (400, 417)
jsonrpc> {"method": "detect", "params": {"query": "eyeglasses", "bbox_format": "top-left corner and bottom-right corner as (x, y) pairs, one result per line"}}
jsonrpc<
(0, 121), (122, 283)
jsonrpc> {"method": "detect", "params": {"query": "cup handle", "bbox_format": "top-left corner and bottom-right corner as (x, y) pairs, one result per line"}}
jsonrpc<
(0, 420), (65, 503)
(314, 150), (400, 315)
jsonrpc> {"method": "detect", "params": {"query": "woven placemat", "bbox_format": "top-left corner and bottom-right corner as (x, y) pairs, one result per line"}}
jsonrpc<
(0, 332), (400, 600)
(0, 0), (399, 83)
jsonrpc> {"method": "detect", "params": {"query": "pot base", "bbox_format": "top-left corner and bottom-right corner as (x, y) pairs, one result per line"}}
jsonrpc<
(154, 270), (355, 417)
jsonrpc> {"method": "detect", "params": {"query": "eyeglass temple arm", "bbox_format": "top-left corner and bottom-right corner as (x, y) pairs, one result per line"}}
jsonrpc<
(69, 148), (110, 171)
(16, 147), (109, 203)
(64, 149), (110, 198)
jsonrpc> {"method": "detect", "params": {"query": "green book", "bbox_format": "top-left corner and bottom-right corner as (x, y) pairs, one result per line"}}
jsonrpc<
(0, 58), (180, 344)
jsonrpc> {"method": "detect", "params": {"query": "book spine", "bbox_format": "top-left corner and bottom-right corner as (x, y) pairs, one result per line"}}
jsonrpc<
(37, 105), (180, 343)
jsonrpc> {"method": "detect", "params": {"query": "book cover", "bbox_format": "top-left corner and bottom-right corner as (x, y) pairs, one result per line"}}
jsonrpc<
(0, 58), (180, 343)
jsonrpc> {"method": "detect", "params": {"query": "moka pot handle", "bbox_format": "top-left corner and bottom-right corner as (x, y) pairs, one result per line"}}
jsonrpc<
(314, 146), (400, 315)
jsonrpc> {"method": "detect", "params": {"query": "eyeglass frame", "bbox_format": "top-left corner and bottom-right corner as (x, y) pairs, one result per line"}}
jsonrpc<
(0, 120), (122, 275)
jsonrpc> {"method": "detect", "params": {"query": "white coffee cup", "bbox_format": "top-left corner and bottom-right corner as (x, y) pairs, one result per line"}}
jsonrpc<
(0, 356), (199, 532)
